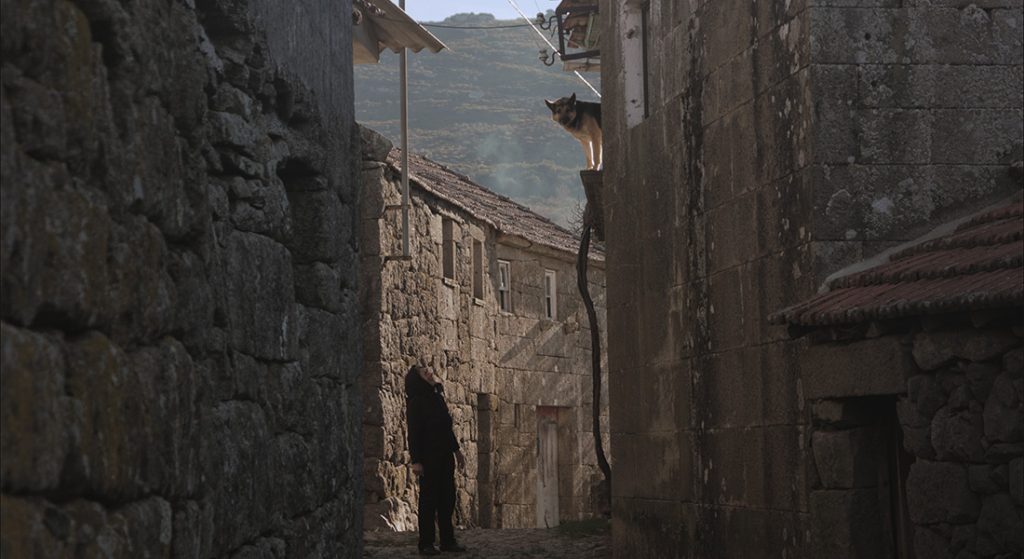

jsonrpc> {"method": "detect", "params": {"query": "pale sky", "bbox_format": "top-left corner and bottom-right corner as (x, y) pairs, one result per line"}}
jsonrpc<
(402, 0), (555, 22)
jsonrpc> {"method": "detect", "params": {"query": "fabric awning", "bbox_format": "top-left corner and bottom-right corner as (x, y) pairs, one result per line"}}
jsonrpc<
(353, 0), (447, 64)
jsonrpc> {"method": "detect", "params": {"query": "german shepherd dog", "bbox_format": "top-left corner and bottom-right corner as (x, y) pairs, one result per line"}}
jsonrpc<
(545, 93), (602, 170)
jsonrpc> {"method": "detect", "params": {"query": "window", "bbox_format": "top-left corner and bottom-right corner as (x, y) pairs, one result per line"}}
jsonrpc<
(498, 260), (511, 312)
(641, 2), (650, 119)
(544, 269), (557, 320)
(472, 240), (484, 300)
(442, 218), (456, 280)
(623, 0), (650, 127)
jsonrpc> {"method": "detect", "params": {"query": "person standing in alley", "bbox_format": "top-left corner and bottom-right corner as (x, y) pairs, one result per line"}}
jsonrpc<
(406, 364), (467, 555)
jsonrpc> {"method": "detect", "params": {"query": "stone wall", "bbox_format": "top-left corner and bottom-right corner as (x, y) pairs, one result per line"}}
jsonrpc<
(802, 323), (1023, 559)
(809, 4), (1022, 252)
(599, 0), (1021, 557)
(1, 1), (362, 556)
(601, 1), (819, 555)
(899, 328), (1023, 558)
(358, 127), (608, 531)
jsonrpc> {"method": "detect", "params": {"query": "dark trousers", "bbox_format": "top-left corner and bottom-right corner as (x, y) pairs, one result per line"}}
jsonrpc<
(418, 453), (456, 549)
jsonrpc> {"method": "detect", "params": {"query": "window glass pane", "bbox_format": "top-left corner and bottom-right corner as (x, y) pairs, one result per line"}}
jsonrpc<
(472, 240), (483, 299)
(442, 219), (455, 280)
(544, 270), (556, 319)
(498, 261), (511, 312)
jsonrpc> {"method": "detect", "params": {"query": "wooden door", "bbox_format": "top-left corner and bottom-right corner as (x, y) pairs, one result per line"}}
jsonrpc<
(536, 407), (559, 528)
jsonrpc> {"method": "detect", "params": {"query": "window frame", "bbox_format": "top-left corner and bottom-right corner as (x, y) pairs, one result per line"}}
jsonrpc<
(544, 269), (558, 320)
(641, 2), (650, 119)
(623, 0), (651, 128)
(497, 260), (512, 313)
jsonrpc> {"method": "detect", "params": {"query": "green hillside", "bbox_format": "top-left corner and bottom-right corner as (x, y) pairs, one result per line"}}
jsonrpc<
(354, 12), (602, 227)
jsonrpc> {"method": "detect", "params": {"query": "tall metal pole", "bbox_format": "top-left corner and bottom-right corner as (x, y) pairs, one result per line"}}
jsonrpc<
(400, 0), (410, 257)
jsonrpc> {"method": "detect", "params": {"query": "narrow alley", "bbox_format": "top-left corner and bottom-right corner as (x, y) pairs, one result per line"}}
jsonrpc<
(3, 0), (1022, 557)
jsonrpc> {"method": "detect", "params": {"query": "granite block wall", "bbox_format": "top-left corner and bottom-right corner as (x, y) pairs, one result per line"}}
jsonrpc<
(602, 2), (817, 556)
(600, 0), (1021, 557)
(808, 2), (1023, 265)
(0, 0), (361, 556)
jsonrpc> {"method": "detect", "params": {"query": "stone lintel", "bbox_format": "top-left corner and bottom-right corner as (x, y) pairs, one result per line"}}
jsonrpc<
(803, 336), (915, 399)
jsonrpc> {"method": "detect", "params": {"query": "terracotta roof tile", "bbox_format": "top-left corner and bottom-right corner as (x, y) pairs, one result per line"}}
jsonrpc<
(771, 200), (1023, 327)
(387, 149), (601, 260)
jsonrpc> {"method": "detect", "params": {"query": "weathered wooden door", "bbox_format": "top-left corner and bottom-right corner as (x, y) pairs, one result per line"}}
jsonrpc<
(536, 407), (559, 528)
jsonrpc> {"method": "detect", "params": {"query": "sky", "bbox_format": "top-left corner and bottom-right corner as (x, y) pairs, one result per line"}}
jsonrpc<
(402, 0), (553, 22)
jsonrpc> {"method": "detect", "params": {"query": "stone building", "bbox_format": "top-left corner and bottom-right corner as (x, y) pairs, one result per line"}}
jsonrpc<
(597, 0), (1021, 558)
(358, 127), (608, 531)
(772, 198), (1022, 558)
(1, 1), (362, 556)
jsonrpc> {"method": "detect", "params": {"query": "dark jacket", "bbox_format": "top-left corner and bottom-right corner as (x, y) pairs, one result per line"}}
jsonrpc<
(406, 370), (460, 464)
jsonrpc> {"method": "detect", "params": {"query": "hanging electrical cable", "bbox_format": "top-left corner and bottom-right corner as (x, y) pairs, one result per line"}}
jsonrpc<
(366, 13), (533, 29)
(420, 22), (532, 29)
(504, 0), (601, 98)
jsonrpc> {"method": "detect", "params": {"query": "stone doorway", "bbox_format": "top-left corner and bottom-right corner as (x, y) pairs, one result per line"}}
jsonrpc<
(537, 406), (560, 528)
(810, 396), (916, 559)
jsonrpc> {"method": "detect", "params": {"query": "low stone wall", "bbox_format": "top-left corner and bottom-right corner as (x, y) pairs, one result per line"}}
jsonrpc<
(806, 325), (1023, 559)
(899, 329), (1023, 558)
(1, 0), (361, 556)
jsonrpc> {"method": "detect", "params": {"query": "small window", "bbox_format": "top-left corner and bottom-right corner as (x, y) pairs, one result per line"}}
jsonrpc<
(623, 0), (650, 127)
(442, 219), (456, 280)
(498, 260), (511, 312)
(472, 240), (484, 300)
(641, 2), (650, 119)
(544, 269), (557, 320)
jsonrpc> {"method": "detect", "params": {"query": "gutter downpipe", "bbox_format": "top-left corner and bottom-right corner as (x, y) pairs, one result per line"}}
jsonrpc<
(400, 0), (410, 257)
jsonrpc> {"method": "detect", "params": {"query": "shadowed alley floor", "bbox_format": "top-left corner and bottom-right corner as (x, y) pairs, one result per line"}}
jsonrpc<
(363, 525), (611, 558)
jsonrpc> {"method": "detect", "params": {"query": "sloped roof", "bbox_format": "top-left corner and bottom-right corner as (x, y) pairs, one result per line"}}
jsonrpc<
(771, 199), (1023, 327)
(386, 150), (601, 261)
(353, 0), (446, 64)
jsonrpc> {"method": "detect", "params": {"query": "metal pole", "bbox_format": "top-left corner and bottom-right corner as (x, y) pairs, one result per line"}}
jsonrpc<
(400, 0), (410, 257)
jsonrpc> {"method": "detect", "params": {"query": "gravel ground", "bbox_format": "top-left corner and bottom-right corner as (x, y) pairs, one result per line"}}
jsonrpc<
(363, 522), (611, 559)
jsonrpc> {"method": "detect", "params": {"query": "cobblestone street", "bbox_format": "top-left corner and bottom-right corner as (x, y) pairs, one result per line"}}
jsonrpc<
(363, 525), (611, 558)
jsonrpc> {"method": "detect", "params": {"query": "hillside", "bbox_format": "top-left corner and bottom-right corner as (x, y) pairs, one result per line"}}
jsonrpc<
(354, 12), (602, 227)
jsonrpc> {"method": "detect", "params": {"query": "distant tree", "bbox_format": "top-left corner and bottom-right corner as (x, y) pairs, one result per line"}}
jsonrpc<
(444, 12), (497, 25)
(567, 198), (586, 237)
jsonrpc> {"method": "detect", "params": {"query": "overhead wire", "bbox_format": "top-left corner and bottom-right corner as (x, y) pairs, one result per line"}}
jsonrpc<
(364, 4), (601, 98)
(420, 22), (532, 29)
(364, 13), (531, 29)
(503, 0), (600, 98)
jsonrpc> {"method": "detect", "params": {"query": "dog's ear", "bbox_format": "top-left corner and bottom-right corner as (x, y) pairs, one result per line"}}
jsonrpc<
(569, 92), (577, 104)
(544, 99), (556, 111)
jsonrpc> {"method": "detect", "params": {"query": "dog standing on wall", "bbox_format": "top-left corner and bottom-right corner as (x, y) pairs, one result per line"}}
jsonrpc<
(545, 93), (602, 170)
